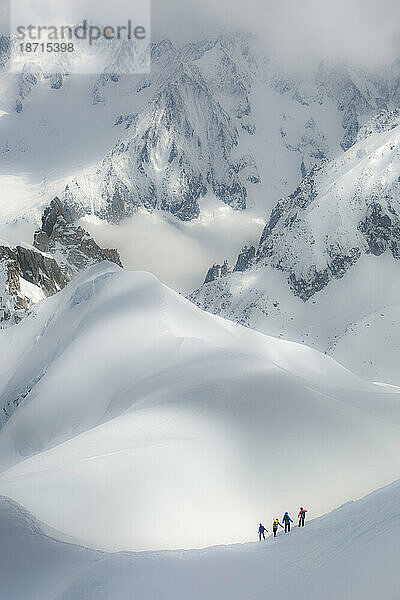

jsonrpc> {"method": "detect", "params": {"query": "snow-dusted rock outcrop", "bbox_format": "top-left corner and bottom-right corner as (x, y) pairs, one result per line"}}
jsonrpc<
(259, 109), (400, 299)
(0, 242), (65, 326)
(0, 198), (122, 326)
(34, 197), (123, 276)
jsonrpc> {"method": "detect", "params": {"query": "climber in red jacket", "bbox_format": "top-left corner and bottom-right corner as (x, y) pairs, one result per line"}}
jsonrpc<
(298, 507), (307, 527)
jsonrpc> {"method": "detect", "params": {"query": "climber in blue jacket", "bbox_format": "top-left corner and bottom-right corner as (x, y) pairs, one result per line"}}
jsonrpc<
(258, 523), (268, 540)
(282, 512), (293, 533)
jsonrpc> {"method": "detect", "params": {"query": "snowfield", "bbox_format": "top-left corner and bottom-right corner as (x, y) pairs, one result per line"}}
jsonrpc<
(2, 477), (400, 599)
(0, 262), (400, 552)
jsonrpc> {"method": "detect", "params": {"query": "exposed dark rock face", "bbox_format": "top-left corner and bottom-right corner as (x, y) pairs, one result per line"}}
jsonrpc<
(18, 72), (38, 100)
(40, 197), (67, 237)
(0, 247), (19, 291)
(14, 245), (68, 296)
(50, 73), (63, 89)
(358, 108), (400, 140)
(288, 247), (361, 301)
(0, 35), (11, 68)
(0, 244), (64, 325)
(258, 164), (321, 251)
(358, 201), (400, 258)
(33, 197), (123, 277)
(340, 103), (360, 151)
(1, 198), (123, 326)
(255, 161), (374, 300)
(204, 260), (231, 284)
(204, 264), (221, 284)
(0, 248), (28, 323)
(234, 245), (255, 272)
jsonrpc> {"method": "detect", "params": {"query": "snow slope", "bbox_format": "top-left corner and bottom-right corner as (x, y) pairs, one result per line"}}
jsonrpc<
(0, 262), (400, 550)
(0, 496), (100, 600)
(2, 477), (400, 599)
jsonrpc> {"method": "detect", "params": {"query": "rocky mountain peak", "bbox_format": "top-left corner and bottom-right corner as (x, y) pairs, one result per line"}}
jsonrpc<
(40, 196), (66, 237)
(0, 242), (66, 326)
(234, 245), (256, 272)
(34, 198), (123, 277)
(203, 260), (231, 284)
(0, 247), (29, 325)
(1, 199), (123, 326)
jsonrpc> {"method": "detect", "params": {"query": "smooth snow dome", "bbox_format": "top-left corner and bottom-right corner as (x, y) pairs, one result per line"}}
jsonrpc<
(1, 262), (400, 550)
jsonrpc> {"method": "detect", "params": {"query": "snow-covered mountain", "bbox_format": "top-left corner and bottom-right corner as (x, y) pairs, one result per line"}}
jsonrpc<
(63, 41), (398, 225)
(0, 262), (400, 550)
(1, 32), (399, 292)
(191, 109), (400, 384)
(63, 35), (260, 222)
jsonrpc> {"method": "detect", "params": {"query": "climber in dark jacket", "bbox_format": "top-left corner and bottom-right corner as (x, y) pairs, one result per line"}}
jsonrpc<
(258, 523), (268, 540)
(282, 512), (293, 533)
(272, 518), (283, 537)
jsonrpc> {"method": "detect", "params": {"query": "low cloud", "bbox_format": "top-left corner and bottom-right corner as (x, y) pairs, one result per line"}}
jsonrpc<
(152, 0), (400, 69)
(9, 0), (399, 69)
